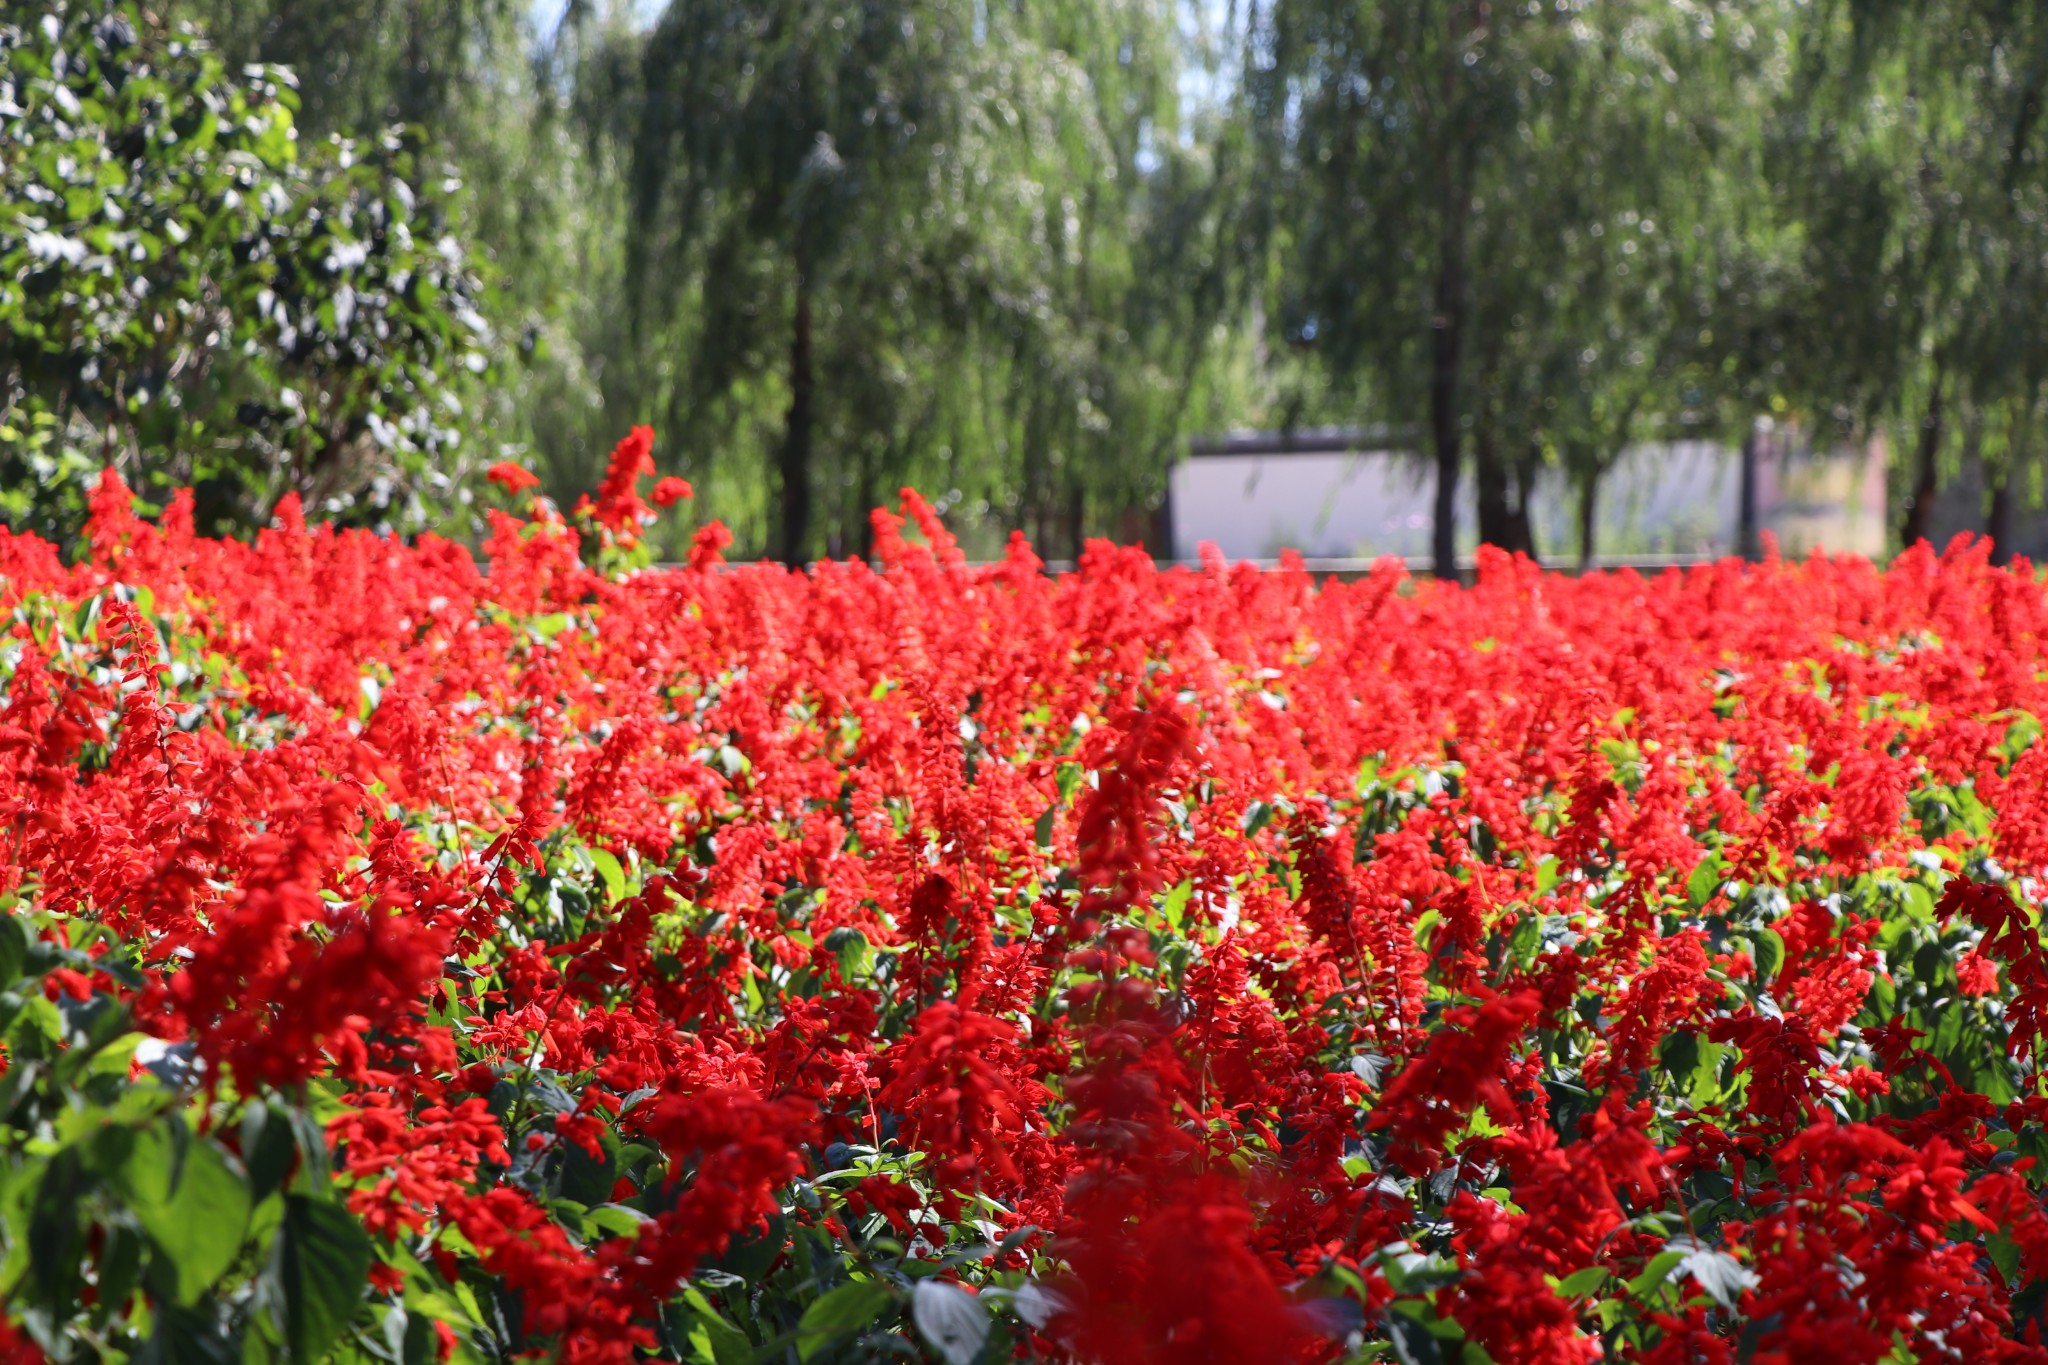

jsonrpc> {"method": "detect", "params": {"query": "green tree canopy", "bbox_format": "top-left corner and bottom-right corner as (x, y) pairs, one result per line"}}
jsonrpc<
(1244, 0), (1760, 571)
(0, 1), (496, 536)
(593, 0), (1236, 560)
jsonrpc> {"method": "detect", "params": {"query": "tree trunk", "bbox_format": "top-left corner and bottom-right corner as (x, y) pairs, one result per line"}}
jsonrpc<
(1987, 467), (2014, 566)
(1429, 227), (1467, 580)
(1427, 2), (1476, 580)
(777, 262), (815, 563)
(1475, 415), (1510, 551)
(1510, 443), (1541, 561)
(1738, 426), (1760, 560)
(856, 442), (876, 562)
(1576, 469), (1597, 572)
(1899, 383), (1945, 550)
(1067, 481), (1087, 562)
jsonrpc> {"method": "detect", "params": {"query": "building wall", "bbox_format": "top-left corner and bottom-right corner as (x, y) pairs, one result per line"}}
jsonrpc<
(1925, 462), (2048, 562)
(1168, 447), (1460, 561)
(1167, 436), (1885, 563)
(1753, 430), (1889, 559)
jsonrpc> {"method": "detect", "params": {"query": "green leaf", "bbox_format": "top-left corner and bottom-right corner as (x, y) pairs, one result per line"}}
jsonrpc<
(1669, 1237), (1755, 1308)
(277, 1195), (374, 1362)
(1553, 1266), (1608, 1299)
(559, 1124), (620, 1206)
(287, 1108), (334, 1195)
(1989, 1228), (2023, 1286)
(1506, 912), (1540, 965)
(402, 1282), (476, 1329)
(1685, 855), (1723, 907)
(129, 1128), (252, 1305)
(0, 912), (28, 986)
(1159, 880), (1192, 931)
(26, 1148), (88, 1306)
(823, 926), (871, 980)
(586, 1204), (650, 1238)
(672, 1286), (752, 1365)
(1901, 880), (1937, 923)
(243, 1104), (298, 1199)
(1385, 1300), (1464, 1364)
(1752, 928), (1785, 985)
(1658, 1030), (1725, 1106)
(796, 1281), (893, 1360)
(97, 1221), (147, 1312)
(1242, 800), (1274, 837)
(911, 1280), (989, 1365)
(9, 994), (63, 1055)
(134, 1302), (241, 1365)
(590, 849), (626, 905)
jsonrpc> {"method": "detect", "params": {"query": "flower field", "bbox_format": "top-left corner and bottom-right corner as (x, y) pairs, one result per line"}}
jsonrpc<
(10, 448), (2048, 1364)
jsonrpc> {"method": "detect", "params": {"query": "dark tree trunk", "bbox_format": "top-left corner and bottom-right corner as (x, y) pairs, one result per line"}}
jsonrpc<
(856, 442), (876, 562)
(1510, 444), (1541, 561)
(1427, 3), (1478, 581)
(1738, 427), (1760, 560)
(1982, 478), (2015, 568)
(1988, 468), (2014, 566)
(1576, 470), (1598, 572)
(1429, 230), (1467, 580)
(1505, 504), (1537, 560)
(1067, 481), (1086, 562)
(777, 264), (815, 563)
(1475, 417), (1510, 551)
(1900, 383), (1945, 549)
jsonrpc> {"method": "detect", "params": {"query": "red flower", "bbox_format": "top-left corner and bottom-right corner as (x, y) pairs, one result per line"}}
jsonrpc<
(487, 461), (542, 495)
(688, 519), (733, 570)
(651, 476), (692, 508)
(1368, 989), (1543, 1169)
(1053, 1175), (1314, 1365)
(876, 1002), (1045, 1190)
(580, 425), (657, 541)
(26, 469), (2048, 1363)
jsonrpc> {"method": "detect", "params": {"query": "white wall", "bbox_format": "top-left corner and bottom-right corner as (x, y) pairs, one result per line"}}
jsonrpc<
(1168, 448), (1457, 561)
(1167, 438), (1876, 563)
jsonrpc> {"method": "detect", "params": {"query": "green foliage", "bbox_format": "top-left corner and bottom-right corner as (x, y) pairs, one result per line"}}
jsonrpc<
(0, 2), (496, 538)
(177, 0), (526, 146)
(589, 0), (1236, 559)
(1759, 0), (2048, 534)
(1244, 1), (1760, 567)
(0, 904), (371, 1362)
(17, 0), (2048, 562)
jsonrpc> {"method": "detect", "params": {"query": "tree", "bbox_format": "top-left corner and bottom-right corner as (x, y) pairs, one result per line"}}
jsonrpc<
(0, 2), (495, 536)
(175, 0), (526, 143)
(1752, 0), (2048, 553)
(1462, 3), (1727, 566)
(598, 0), (1228, 561)
(1244, 0), (1720, 575)
(178, 0), (615, 502)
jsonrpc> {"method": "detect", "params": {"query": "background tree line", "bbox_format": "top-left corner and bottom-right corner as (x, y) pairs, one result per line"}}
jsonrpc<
(5, 0), (2048, 569)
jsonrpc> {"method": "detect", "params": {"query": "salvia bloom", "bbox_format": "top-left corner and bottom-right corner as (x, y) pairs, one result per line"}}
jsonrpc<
(5, 458), (2048, 1365)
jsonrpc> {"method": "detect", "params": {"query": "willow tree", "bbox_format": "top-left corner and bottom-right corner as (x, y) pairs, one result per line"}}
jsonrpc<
(1738, 0), (2048, 552)
(1242, 0), (1737, 573)
(176, 0), (525, 140)
(603, 0), (1225, 561)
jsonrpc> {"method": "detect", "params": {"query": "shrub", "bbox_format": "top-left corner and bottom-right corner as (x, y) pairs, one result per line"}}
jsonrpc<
(0, 2), (493, 541)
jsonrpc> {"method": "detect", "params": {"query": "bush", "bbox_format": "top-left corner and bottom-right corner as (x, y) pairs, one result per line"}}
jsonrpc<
(0, 2), (493, 541)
